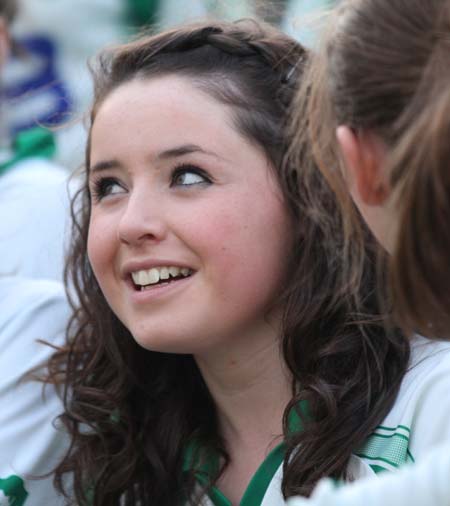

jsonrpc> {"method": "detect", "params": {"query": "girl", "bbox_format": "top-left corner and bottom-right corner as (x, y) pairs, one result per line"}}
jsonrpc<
(50, 20), (412, 506)
(288, 0), (450, 504)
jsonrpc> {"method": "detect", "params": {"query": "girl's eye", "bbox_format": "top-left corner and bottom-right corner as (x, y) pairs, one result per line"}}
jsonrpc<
(90, 177), (126, 201)
(171, 165), (211, 187)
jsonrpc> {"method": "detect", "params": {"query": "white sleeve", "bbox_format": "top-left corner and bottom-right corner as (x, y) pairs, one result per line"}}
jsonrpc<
(0, 160), (72, 282)
(408, 353), (450, 457)
(286, 443), (450, 506)
(0, 278), (71, 505)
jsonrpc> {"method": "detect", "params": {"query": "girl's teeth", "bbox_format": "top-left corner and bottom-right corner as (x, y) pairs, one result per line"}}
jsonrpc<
(148, 268), (160, 284)
(160, 267), (170, 280)
(137, 270), (147, 286)
(131, 266), (192, 287)
(169, 266), (180, 277)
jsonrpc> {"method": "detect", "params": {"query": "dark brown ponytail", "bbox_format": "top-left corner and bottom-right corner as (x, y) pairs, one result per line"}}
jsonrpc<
(390, 85), (450, 338)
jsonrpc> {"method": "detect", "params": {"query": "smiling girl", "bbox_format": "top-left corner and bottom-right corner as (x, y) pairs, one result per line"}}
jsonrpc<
(49, 20), (411, 506)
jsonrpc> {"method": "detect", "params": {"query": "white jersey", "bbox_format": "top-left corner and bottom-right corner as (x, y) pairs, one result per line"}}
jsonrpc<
(0, 157), (71, 282)
(353, 336), (450, 476)
(0, 277), (70, 506)
(0, 128), (72, 282)
(287, 443), (450, 506)
(194, 337), (450, 506)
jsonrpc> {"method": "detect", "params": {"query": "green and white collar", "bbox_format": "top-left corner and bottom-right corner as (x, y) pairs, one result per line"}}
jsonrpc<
(183, 403), (306, 506)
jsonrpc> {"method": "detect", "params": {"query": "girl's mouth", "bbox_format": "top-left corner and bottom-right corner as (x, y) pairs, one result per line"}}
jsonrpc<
(130, 266), (194, 291)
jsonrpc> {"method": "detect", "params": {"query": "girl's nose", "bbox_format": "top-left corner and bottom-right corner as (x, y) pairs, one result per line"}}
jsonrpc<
(117, 190), (167, 246)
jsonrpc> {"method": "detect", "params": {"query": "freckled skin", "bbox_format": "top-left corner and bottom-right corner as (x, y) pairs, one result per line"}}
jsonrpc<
(87, 75), (293, 360)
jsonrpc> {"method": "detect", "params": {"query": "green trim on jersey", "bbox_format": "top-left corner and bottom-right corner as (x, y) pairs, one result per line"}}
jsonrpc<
(0, 475), (28, 506)
(184, 441), (286, 506)
(183, 402), (306, 506)
(355, 424), (414, 474)
(0, 126), (56, 177)
(240, 443), (285, 506)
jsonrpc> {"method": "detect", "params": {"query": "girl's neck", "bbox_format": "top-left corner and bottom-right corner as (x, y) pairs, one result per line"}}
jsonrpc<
(195, 328), (291, 505)
(195, 326), (292, 452)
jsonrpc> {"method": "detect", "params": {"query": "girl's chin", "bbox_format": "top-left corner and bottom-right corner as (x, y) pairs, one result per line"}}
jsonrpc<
(131, 334), (203, 355)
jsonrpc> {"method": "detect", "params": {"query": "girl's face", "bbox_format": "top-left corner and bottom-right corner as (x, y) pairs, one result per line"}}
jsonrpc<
(87, 75), (292, 356)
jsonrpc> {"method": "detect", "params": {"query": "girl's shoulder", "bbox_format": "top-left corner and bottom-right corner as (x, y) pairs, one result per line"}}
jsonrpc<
(381, 335), (450, 416)
(0, 276), (70, 370)
(398, 335), (450, 400)
(408, 334), (450, 374)
(353, 335), (450, 475)
(0, 276), (68, 323)
(288, 443), (450, 506)
(0, 275), (66, 301)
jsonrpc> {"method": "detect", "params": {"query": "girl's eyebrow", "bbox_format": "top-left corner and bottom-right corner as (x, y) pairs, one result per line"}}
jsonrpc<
(90, 144), (227, 173)
(156, 143), (225, 161)
(90, 159), (121, 174)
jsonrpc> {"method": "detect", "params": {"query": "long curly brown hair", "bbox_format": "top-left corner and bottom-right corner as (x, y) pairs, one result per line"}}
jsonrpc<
(48, 19), (409, 505)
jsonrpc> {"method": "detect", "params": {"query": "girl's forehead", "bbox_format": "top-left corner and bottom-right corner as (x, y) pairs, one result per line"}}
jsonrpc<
(93, 75), (227, 134)
(90, 75), (257, 160)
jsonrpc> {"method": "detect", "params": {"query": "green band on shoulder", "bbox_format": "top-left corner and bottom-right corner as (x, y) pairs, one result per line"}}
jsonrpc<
(356, 424), (414, 472)
(0, 475), (28, 506)
(0, 126), (56, 177)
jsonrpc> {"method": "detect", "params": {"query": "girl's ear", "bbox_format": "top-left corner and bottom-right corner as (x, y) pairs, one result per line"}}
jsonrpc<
(336, 125), (389, 206)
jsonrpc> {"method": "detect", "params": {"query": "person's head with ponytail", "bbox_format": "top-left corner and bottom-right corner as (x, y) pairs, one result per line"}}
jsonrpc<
(291, 0), (450, 338)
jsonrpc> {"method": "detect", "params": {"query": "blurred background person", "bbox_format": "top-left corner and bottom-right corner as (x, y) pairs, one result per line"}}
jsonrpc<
(3, 0), (337, 172)
(0, 0), (73, 282)
(0, 1), (71, 504)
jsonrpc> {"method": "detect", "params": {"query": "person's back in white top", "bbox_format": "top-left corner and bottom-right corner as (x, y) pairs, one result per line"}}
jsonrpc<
(0, 276), (70, 505)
